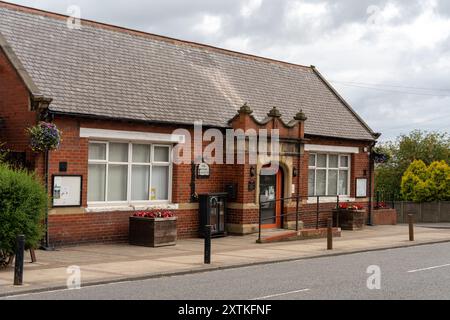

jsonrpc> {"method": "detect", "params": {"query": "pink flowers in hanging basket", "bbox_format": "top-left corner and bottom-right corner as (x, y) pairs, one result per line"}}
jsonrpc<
(27, 122), (62, 152)
(133, 210), (175, 219)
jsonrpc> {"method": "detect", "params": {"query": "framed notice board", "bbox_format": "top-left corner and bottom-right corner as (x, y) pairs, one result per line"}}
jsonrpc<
(356, 178), (368, 198)
(52, 175), (82, 207)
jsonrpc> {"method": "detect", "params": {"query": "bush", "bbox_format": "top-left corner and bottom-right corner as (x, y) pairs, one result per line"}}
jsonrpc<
(0, 164), (48, 254)
(401, 160), (450, 202)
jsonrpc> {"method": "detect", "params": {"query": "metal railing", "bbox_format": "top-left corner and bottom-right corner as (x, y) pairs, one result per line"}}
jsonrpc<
(375, 191), (396, 210)
(258, 195), (342, 242)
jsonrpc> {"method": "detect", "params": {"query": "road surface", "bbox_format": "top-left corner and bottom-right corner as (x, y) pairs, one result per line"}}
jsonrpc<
(3, 242), (450, 300)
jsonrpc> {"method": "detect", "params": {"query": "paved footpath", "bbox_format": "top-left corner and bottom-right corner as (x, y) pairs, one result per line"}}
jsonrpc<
(5, 242), (450, 300)
(1, 225), (450, 297)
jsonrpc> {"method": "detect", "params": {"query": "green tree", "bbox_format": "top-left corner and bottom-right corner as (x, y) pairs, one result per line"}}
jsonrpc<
(401, 160), (450, 202)
(427, 161), (450, 201)
(376, 130), (450, 198)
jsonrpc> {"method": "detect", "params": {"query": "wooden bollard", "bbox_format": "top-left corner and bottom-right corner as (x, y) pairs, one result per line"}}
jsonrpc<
(327, 219), (333, 250)
(408, 214), (415, 242)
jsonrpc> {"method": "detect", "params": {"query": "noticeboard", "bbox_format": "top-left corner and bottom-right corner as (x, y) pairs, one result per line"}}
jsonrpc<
(52, 175), (82, 207)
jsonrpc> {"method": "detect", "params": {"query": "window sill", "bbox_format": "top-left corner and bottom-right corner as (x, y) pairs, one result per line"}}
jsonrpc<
(307, 197), (355, 204)
(86, 203), (179, 213)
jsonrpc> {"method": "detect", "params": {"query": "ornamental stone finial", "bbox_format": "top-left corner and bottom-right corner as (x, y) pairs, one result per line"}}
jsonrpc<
(239, 103), (253, 115)
(294, 109), (308, 121)
(268, 107), (282, 118)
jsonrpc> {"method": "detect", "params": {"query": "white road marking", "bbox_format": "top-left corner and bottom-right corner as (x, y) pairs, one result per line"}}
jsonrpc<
(408, 264), (450, 273)
(252, 289), (310, 300)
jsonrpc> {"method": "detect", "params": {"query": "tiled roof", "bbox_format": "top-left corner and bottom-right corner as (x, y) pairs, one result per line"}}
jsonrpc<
(0, 3), (376, 140)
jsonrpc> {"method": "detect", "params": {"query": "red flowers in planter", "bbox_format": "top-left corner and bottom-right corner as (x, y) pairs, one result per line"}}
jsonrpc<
(338, 203), (364, 211)
(133, 210), (175, 219)
(375, 202), (389, 210)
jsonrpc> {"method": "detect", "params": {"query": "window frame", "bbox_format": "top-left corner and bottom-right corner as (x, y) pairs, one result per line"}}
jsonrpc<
(308, 153), (351, 197)
(87, 141), (173, 207)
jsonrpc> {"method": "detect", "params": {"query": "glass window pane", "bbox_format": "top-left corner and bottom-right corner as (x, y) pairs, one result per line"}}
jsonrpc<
(339, 170), (349, 195)
(89, 143), (106, 160)
(108, 165), (128, 201)
(317, 154), (327, 168)
(308, 154), (316, 167)
(316, 169), (326, 196)
(308, 169), (315, 196)
(131, 165), (150, 201)
(328, 170), (338, 195)
(151, 166), (169, 200)
(340, 156), (349, 168)
(154, 146), (169, 162)
(132, 144), (151, 163)
(88, 164), (106, 201)
(109, 143), (128, 162)
(329, 155), (339, 168)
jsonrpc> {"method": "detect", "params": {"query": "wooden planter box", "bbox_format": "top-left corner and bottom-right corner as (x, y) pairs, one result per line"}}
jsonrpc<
(373, 209), (397, 225)
(129, 217), (177, 247)
(333, 209), (366, 231)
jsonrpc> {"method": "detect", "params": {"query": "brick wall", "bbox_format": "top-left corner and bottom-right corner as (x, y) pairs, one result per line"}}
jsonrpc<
(44, 118), (373, 245)
(0, 47), (38, 164)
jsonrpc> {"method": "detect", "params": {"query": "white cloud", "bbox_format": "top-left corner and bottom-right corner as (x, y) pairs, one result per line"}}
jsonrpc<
(240, 0), (263, 17)
(192, 14), (222, 35)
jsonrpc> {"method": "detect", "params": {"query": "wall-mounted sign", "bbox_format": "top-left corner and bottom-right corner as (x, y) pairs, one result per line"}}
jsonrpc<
(197, 163), (210, 179)
(52, 175), (82, 207)
(356, 178), (368, 198)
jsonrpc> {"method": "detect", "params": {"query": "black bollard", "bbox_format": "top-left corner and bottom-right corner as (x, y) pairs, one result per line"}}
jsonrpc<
(14, 235), (25, 286)
(204, 225), (212, 264)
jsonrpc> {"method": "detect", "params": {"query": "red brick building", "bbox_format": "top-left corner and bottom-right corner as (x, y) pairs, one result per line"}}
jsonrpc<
(0, 2), (380, 246)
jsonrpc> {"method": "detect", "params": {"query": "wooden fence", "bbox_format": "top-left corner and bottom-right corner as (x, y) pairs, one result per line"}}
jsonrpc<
(393, 201), (450, 223)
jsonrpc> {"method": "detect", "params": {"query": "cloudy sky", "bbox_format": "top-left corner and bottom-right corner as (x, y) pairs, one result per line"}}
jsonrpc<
(4, 0), (450, 140)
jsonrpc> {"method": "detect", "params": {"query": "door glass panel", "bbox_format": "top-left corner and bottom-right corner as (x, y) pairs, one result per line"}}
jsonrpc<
(259, 174), (277, 225)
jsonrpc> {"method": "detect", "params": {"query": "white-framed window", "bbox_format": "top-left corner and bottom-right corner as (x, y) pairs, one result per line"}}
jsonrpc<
(308, 153), (350, 197)
(88, 142), (172, 206)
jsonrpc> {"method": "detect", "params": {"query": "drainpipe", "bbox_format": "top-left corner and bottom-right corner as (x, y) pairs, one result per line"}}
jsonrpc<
(41, 149), (53, 250)
(38, 107), (55, 251)
(367, 141), (377, 226)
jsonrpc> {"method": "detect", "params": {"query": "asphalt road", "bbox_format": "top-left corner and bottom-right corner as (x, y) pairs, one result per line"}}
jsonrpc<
(3, 242), (450, 300)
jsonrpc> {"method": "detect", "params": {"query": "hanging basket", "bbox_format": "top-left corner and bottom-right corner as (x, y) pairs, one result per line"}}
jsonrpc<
(27, 122), (62, 152)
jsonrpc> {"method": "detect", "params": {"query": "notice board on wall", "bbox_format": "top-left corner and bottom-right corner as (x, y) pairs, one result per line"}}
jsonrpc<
(356, 178), (368, 198)
(52, 175), (82, 207)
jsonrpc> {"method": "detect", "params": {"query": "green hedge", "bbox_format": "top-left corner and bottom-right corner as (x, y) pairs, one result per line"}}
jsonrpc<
(0, 165), (48, 254)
